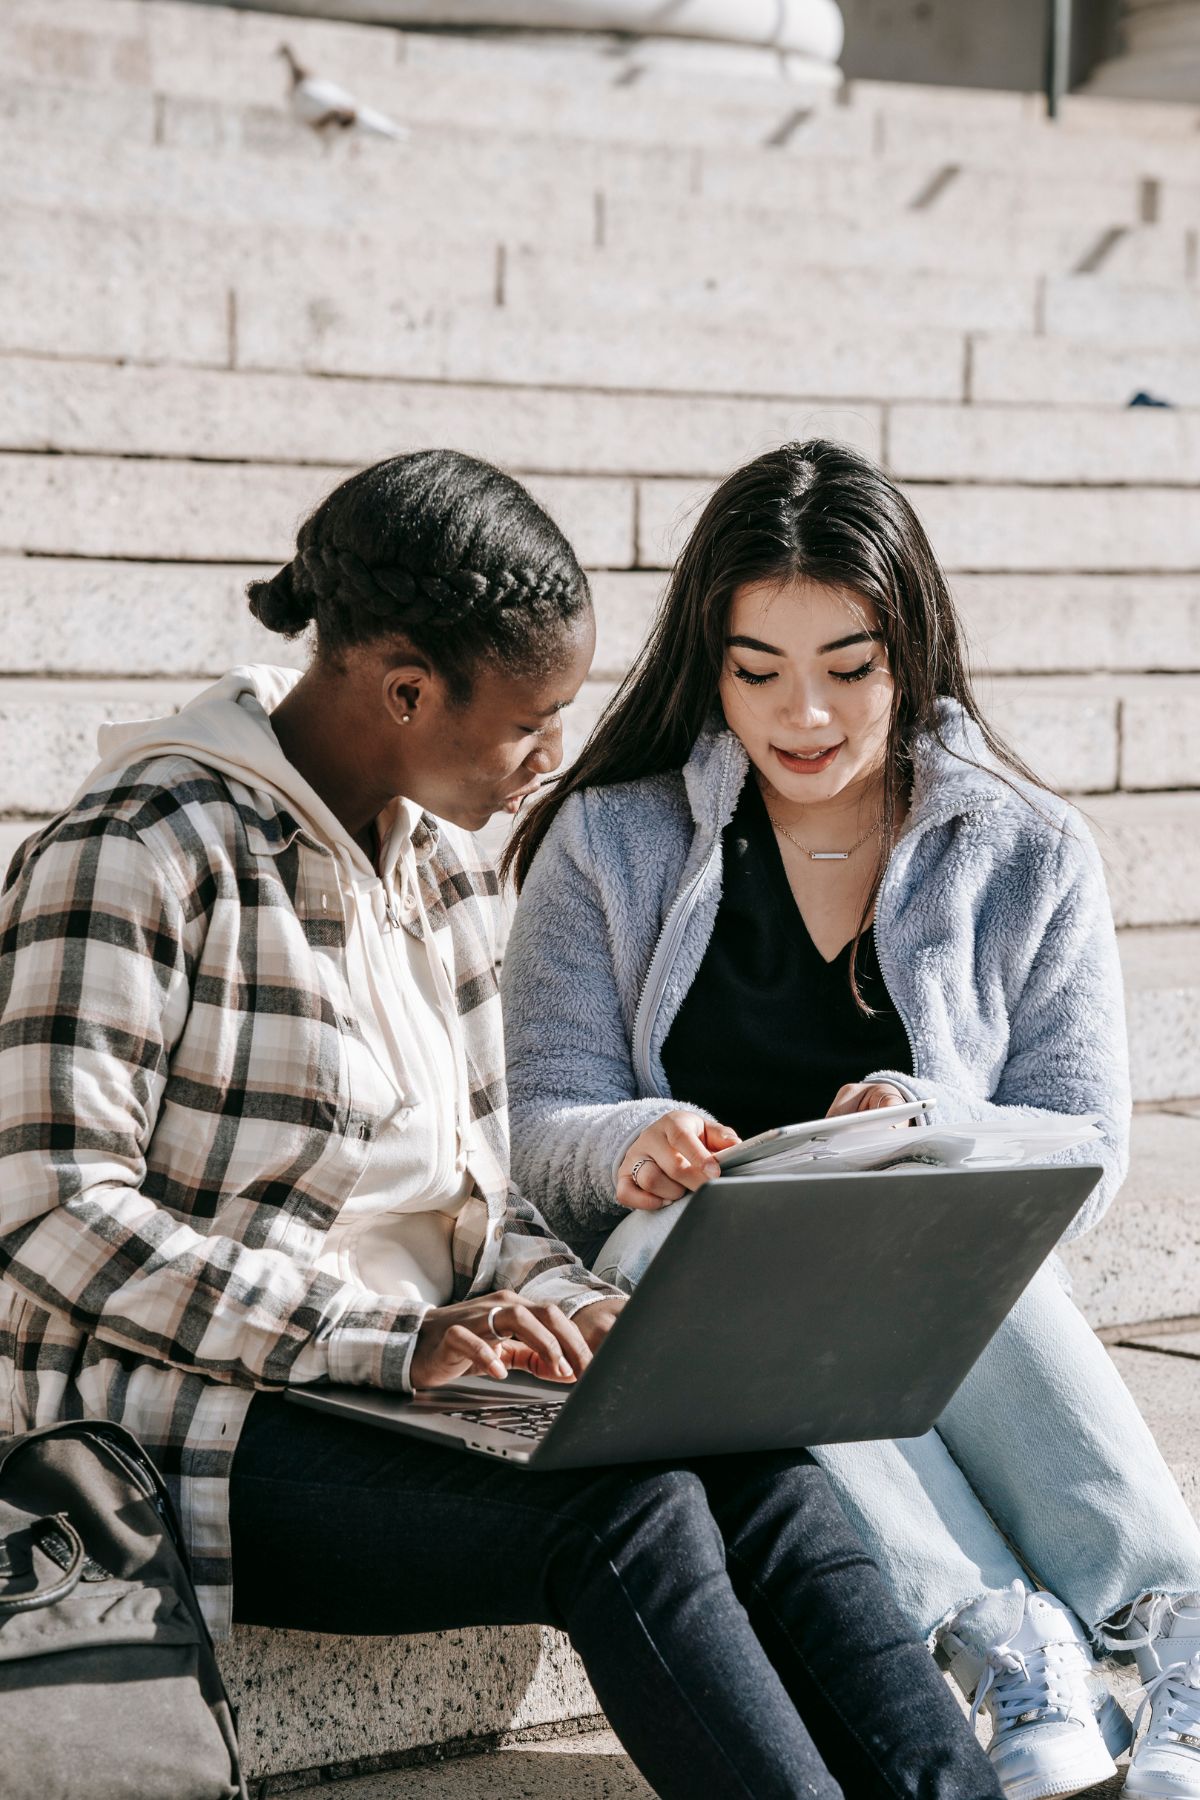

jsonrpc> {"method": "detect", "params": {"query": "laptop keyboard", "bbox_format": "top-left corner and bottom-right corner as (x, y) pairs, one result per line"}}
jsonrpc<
(438, 1401), (562, 1442)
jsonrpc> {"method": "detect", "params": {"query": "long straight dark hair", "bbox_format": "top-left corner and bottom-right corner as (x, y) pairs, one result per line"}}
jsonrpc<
(505, 439), (1049, 1004)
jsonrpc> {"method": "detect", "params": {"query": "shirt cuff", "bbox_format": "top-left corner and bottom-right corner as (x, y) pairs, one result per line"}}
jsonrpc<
(607, 1100), (718, 1190)
(519, 1269), (623, 1317)
(560, 1290), (621, 1319)
(324, 1298), (434, 1393)
(862, 1071), (931, 1123)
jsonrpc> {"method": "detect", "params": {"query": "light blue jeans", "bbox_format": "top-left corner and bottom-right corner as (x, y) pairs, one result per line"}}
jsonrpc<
(595, 1200), (1200, 1657)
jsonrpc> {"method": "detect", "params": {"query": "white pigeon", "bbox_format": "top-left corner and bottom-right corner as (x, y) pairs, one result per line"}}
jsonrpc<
(278, 44), (409, 140)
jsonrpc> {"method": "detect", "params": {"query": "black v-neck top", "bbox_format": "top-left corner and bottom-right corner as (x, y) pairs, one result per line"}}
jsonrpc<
(660, 778), (912, 1142)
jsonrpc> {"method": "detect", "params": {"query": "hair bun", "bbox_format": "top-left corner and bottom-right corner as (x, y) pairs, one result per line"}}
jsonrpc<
(246, 562), (314, 638)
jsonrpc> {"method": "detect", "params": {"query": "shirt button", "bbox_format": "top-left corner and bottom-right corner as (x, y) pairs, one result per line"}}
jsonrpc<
(492, 1222), (504, 1243)
(356, 1120), (373, 1141)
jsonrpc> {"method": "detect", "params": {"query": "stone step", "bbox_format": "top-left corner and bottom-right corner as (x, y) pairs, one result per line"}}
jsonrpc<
(2, 665), (1198, 922)
(0, 559), (646, 684)
(1, 94), (1164, 238)
(5, 115), (1189, 286)
(1119, 936), (1200, 1104)
(0, 354), (883, 478)
(1086, 793), (1200, 928)
(505, 249), (1040, 334)
(0, 77), (1138, 224)
(0, 454), (635, 570)
(8, 0), (1199, 179)
(0, 668), (1186, 811)
(3, 137), (600, 247)
(997, 673), (1200, 793)
(971, 334), (1200, 406)
(283, 1717), (1132, 1800)
(215, 1621), (602, 1792)
(0, 82), (691, 194)
(0, 7), (845, 147)
(876, 103), (1200, 184)
(1107, 1343), (1200, 1515)
(890, 403), (1200, 486)
(10, 142), (1180, 294)
(0, 533), (1177, 690)
(597, 211), (1187, 283)
(5, 188), (1185, 316)
(230, 293), (964, 401)
(0, 55), (1165, 194)
(951, 575), (1200, 675)
(293, 1728), (653, 1800)
(0, 212), (234, 368)
(916, 485), (1200, 575)
(5, 561), (1200, 698)
(8, 255), (1200, 410)
(1043, 280), (1200, 351)
(23, 408), (1187, 590)
(601, 175), (1150, 250)
(0, 209), (1063, 376)
(640, 477), (1200, 572)
(510, 253), (1200, 344)
(1, 593), (1195, 798)
(1, 200), (497, 302)
(7, 204), (1186, 341)
(0, 680), (201, 821)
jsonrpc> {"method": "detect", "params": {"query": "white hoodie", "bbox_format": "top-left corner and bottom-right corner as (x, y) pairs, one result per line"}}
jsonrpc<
(86, 666), (472, 1308)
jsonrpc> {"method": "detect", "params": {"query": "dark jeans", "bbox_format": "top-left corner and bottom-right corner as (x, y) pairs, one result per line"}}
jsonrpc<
(230, 1395), (1001, 1800)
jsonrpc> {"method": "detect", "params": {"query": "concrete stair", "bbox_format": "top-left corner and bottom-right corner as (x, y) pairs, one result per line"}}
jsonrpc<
(3, 5), (1199, 1793)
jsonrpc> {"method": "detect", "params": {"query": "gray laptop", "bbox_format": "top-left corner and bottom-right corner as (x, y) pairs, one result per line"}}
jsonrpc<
(288, 1163), (1101, 1467)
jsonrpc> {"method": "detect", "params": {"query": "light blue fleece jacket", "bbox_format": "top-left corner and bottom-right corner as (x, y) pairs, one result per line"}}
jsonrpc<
(501, 699), (1131, 1247)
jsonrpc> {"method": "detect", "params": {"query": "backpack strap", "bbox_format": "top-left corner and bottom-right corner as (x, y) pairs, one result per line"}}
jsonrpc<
(0, 1513), (85, 1615)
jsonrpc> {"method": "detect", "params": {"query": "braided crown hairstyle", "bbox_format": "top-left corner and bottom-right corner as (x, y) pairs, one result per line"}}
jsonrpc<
(247, 450), (591, 701)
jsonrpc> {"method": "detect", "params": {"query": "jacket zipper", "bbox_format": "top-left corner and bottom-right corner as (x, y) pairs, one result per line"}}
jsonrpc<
(870, 799), (995, 1089)
(870, 846), (919, 1082)
(630, 738), (737, 1093)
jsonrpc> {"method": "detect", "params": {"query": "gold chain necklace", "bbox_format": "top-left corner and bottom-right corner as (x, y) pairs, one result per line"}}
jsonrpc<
(765, 809), (883, 863)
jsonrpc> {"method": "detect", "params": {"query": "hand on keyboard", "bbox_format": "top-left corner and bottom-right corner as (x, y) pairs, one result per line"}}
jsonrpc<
(411, 1290), (621, 1390)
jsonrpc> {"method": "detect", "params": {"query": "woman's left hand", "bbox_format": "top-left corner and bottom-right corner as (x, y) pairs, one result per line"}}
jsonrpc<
(827, 1081), (913, 1122)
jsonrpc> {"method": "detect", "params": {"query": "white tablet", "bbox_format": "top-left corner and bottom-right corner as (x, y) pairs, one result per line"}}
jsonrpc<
(715, 1099), (935, 1172)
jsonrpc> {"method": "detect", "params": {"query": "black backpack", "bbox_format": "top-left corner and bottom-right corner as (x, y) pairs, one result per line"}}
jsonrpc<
(0, 1418), (247, 1800)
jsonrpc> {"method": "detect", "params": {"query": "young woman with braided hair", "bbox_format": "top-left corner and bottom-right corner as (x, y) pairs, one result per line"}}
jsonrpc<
(0, 450), (1001, 1800)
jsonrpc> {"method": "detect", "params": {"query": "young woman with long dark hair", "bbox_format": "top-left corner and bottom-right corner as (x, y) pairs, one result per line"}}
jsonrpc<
(0, 449), (1006, 1800)
(502, 439), (1200, 1800)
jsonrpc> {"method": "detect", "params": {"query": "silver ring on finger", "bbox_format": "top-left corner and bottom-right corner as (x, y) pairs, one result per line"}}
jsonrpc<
(629, 1156), (653, 1190)
(485, 1303), (504, 1339)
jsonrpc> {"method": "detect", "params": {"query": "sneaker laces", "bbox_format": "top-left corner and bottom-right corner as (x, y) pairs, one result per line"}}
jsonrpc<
(1134, 1651), (1200, 1751)
(1102, 1592), (1200, 1653)
(970, 1621), (1095, 1734)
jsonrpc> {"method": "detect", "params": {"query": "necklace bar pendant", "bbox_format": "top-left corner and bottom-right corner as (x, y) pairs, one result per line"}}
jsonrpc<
(810, 850), (850, 861)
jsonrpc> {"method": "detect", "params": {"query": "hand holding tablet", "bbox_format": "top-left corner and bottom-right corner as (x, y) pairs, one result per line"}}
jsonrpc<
(716, 1100), (936, 1173)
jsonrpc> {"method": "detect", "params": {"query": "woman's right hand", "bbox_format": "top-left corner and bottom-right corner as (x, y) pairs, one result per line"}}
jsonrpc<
(615, 1111), (740, 1211)
(410, 1291), (592, 1389)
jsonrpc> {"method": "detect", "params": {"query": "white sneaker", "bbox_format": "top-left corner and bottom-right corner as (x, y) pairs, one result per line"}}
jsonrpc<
(943, 1596), (1131, 1765)
(965, 1586), (1120, 1800)
(1126, 1597), (1200, 1798)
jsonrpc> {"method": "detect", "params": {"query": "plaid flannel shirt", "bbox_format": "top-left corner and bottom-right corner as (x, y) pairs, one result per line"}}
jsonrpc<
(0, 752), (614, 1636)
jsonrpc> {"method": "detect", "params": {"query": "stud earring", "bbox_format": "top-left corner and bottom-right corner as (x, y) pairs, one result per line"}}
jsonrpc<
(400, 714), (411, 723)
